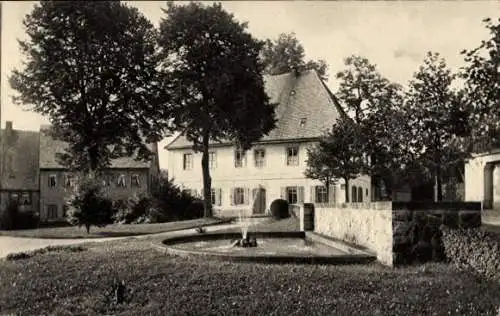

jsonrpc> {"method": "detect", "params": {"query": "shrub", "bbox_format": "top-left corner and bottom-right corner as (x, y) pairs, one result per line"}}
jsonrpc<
(441, 226), (500, 281)
(270, 199), (290, 219)
(0, 200), (18, 230)
(150, 176), (204, 221)
(65, 175), (114, 233)
(112, 195), (152, 224)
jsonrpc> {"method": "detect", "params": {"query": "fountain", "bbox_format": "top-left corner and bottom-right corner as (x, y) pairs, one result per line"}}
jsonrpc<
(233, 209), (258, 247)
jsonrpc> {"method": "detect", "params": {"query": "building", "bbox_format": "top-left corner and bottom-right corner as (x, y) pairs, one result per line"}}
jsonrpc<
(165, 70), (371, 217)
(0, 121), (40, 216)
(464, 150), (500, 210)
(0, 121), (160, 222)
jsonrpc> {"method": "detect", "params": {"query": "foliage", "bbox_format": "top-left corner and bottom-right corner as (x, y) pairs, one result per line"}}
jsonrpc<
(0, 200), (18, 230)
(441, 226), (500, 282)
(150, 176), (203, 221)
(405, 52), (471, 200)
(334, 55), (413, 199)
(260, 32), (329, 81)
(10, 1), (166, 172)
(305, 117), (365, 202)
(112, 194), (152, 224)
(157, 2), (276, 217)
(6, 245), (86, 261)
(270, 199), (290, 219)
(65, 175), (114, 233)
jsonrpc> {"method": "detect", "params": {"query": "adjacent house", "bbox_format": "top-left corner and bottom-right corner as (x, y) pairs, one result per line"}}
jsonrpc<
(38, 125), (160, 221)
(0, 121), (40, 216)
(165, 70), (371, 217)
(0, 121), (160, 223)
(465, 149), (500, 211)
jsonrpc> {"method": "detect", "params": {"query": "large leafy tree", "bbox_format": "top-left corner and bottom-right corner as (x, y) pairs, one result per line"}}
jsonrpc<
(461, 17), (500, 151)
(335, 55), (412, 199)
(261, 32), (329, 81)
(305, 117), (365, 203)
(405, 52), (471, 201)
(158, 2), (276, 217)
(10, 1), (166, 174)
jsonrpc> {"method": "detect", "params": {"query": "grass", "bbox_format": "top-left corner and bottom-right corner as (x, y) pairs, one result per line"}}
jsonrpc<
(1, 236), (500, 315)
(0, 217), (229, 239)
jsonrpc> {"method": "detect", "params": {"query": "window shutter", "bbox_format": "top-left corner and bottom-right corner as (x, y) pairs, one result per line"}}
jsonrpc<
(298, 186), (304, 203)
(230, 188), (234, 206)
(280, 187), (286, 199)
(244, 188), (250, 205)
(218, 188), (222, 206)
(310, 186), (316, 203)
(284, 148), (288, 165)
(252, 188), (258, 201)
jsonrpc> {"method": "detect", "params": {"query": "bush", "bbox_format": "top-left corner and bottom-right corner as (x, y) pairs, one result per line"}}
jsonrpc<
(66, 175), (115, 233)
(0, 201), (18, 230)
(270, 199), (289, 219)
(441, 226), (500, 281)
(112, 195), (152, 224)
(150, 176), (204, 221)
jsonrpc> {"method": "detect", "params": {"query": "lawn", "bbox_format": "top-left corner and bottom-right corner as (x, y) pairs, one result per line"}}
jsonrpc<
(0, 217), (230, 239)
(1, 237), (499, 315)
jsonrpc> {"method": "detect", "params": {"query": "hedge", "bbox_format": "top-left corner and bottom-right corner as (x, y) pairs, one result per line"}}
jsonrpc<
(441, 226), (500, 282)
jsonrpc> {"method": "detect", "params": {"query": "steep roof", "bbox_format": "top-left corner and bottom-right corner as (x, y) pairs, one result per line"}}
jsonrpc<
(39, 125), (154, 169)
(0, 129), (40, 190)
(165, 69), (345, 150)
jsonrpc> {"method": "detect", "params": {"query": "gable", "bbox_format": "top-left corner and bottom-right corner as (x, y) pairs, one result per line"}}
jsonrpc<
(166, 69), (344, 150)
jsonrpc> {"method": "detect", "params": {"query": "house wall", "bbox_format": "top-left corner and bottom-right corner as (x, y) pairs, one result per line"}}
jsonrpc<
(0, 191), (40, 214)
(39, 169), (150, 221)
(465, 152), (500, 209)
(167, 141), (371, 217)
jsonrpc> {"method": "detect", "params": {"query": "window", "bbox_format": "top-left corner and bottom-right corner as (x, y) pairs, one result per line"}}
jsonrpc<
(209, 152), (217, 169)
(183, 153), (193, 170)
(102, 174), (111, 187)
(65, 174), (74, 188)
(233, 188), (245, 205)
(254, 149), (265, 168)
(315, 186), (328, 203)
(48, 174), (57, 188)
(47, 204), (58, 220)
(234, 149), (246, 168)
(131, 174), (140, 187)
(21, 193), (31, 205)
(287, 187), (298, 204)
(351, 186), (357, 203)
(366, 188), (369, 196)
(211, 189), (217, 205)
(300, 118), (307, 127)
(117, 174), (126, 187)
(9, 193), (18, 203)
(286, 146), (299, 166)
(358, 187), (363, 203)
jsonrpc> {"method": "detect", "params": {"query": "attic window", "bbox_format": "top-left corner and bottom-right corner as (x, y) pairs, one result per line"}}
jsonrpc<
(300, 118), (307, 127)
(290, 89), (296, 96)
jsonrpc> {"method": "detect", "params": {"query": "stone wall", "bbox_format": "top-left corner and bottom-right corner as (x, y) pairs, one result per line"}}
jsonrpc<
(392, 202), (481, 265)
(314, 202), (394, 266)
(309, 201), (482, 266)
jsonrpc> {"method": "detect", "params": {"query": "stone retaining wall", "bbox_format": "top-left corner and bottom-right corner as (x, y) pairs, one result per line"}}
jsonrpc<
(308, 201), (482, 266)
(314, 202), (394, 266)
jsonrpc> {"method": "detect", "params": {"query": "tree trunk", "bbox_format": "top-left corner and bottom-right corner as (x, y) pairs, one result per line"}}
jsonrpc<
(201, 131), (212, 217)
(436, 166), (443, 202)
(86, 224), (90, 234)
(344, 178), (349, 203)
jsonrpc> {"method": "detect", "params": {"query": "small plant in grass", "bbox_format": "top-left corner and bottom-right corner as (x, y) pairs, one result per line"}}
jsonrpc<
(104, 279), (133, 306)
(65, 175), (114, 234)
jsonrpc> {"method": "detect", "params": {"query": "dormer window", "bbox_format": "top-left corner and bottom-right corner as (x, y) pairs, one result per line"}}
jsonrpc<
(300, 118), (307, 127)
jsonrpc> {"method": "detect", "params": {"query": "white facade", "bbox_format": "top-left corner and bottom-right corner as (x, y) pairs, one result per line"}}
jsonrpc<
(167, 141), (371, 217)
(465, 151), (500, 209)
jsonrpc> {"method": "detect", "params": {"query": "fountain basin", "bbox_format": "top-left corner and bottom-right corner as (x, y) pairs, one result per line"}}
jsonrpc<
(159, 232), (377, 265)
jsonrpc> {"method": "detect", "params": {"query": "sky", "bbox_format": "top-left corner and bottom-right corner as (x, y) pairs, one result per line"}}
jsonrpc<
(1, 1), (499, 168)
